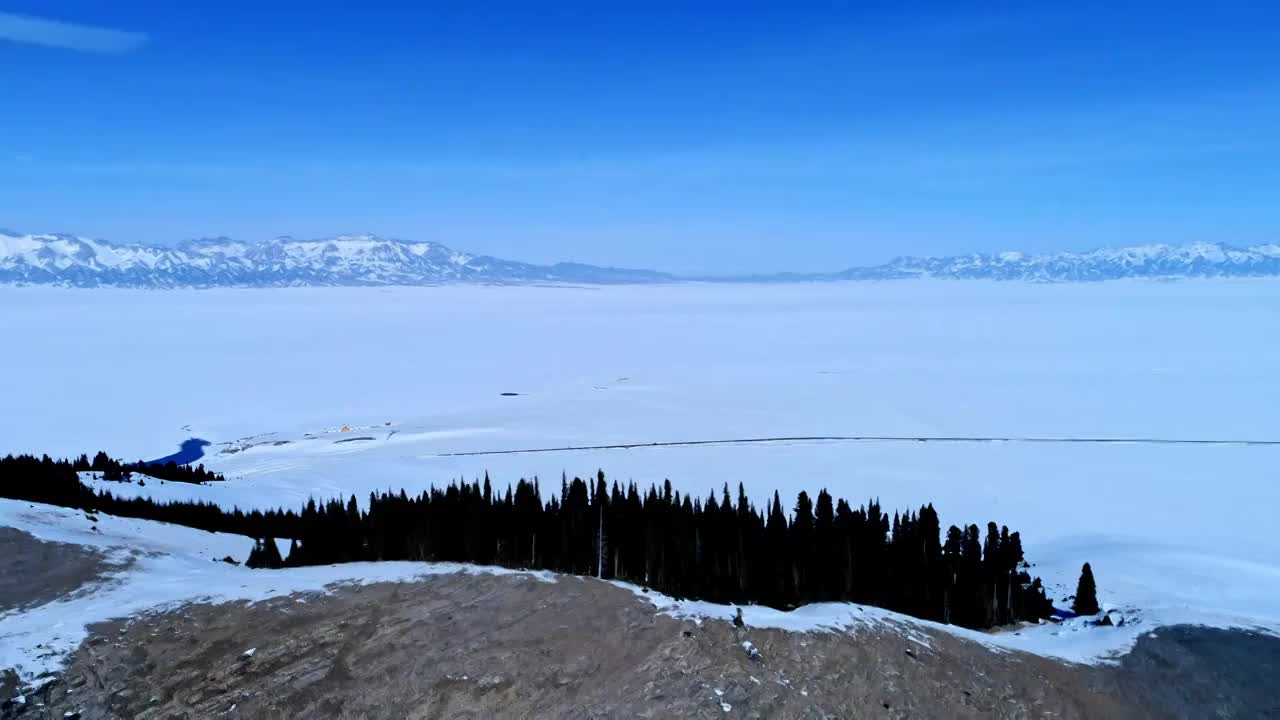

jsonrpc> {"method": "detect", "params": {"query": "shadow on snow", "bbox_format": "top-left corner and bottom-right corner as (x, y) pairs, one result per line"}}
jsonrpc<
(144, 438), (211, 467)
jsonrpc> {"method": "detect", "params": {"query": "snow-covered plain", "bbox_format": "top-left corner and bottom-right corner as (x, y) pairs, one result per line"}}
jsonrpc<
(3, 280), (1279, 662)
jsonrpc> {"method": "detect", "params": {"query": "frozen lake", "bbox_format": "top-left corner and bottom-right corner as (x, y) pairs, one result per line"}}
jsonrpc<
(4, 279), (1279, 654)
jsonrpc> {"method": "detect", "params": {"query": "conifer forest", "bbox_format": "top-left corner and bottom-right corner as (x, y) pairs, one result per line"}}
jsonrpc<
(2, 452), (1057, 629)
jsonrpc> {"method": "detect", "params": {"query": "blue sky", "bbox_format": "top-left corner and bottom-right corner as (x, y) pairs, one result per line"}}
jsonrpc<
(2, 2), (1279, 272)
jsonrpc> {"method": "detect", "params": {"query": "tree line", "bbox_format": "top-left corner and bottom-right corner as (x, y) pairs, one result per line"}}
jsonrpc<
(72, 450), (224, 484)
(0, 453), (295, 537)
(1, 453), (1056, 629)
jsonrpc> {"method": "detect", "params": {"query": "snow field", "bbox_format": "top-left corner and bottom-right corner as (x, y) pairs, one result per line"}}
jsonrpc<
(3, 280), (1279, 664)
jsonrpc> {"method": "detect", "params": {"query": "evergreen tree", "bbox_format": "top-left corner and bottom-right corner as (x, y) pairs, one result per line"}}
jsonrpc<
(260, 537), (284, 568)
(1025, 577), (1055, 619)
(791, 491), (815, 601)
(942, 525), (963, 624)
(1072, 562), (1100, 615)
(764, 491), (791, 606)
(813, 489), (835, 601)
(245, 538), (265, 568)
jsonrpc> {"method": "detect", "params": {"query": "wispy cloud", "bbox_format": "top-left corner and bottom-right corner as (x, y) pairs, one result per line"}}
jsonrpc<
(0, 11), (146, 53)
(57, 160), (256, 178)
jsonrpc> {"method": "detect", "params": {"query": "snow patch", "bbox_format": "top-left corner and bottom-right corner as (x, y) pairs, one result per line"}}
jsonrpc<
(606, 578), (1265, 665)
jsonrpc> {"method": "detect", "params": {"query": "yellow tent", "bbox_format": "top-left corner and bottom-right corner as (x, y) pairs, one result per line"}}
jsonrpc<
(341, 425), (350, 432)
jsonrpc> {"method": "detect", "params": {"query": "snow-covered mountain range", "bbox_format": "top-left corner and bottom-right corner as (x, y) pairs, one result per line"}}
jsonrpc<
(826, 242), (1280, 283)
(0, 231), (670, 287)
(3, 229), (1279, 287)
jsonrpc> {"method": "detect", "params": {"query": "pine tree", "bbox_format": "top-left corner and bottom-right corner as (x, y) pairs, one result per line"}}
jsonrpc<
(942, 525), (963, 624)
(1072, 562), (1099, 615)
(814, 489), (835, 601)
(1025, 577), (1054, 618)
(764, 491), (790, 606)
(245, 538), (265, 568)
(791, 491), (815, 601)
(261, 536), (284, 568)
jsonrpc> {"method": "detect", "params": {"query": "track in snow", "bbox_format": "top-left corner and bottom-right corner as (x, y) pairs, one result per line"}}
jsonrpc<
(435, 435), (1280, 457)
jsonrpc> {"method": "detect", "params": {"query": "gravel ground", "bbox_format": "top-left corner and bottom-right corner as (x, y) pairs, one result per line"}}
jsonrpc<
(1093, 625), (1280, 719)
(0, 526), (123, 713)
(6, 575), (1128, 719)
(0, 527), (117, 613)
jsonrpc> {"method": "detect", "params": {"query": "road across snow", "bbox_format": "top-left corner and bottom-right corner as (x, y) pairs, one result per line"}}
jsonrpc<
(4, 280), (1279, 661)
(433, 434), (1280, 456)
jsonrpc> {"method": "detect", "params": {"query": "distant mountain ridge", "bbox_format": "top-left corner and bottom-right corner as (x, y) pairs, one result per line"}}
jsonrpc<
(819, 242), (1280, 283)
(3, 229), (1279, 287)
(0, 231), (671, 287)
